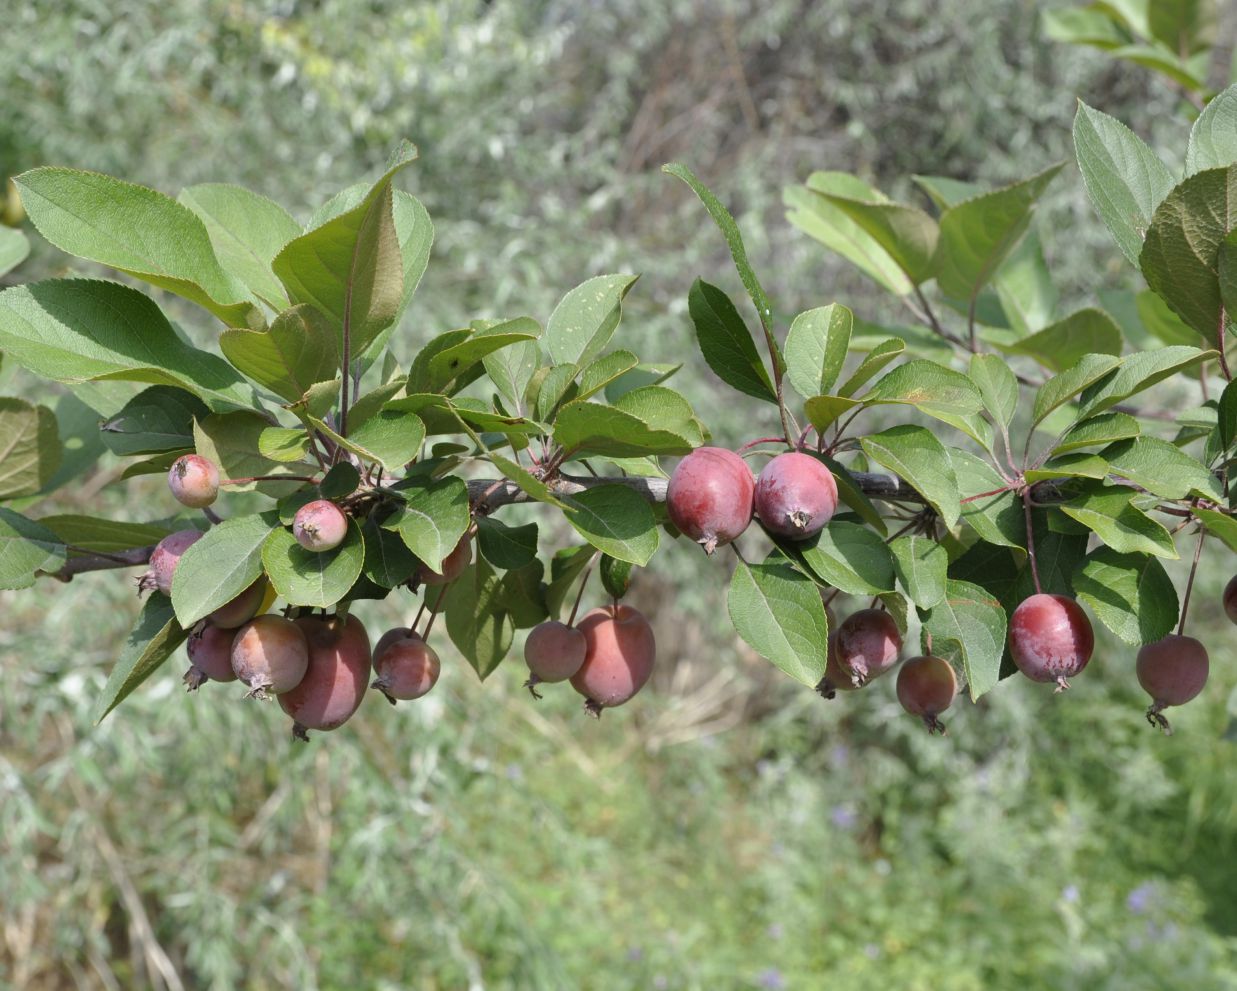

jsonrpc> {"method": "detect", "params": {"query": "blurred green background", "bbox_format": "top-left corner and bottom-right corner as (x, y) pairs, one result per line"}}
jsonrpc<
(3, 1), (1237, 988)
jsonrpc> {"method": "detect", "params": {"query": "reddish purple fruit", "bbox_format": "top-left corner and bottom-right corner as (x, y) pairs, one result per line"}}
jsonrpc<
(1224, 575), (1237, 625)
(281, 614), (372, 739)
(816, 633), (860, 700)
(570, 604), (656, 716)
(666, 447), (754, 555)
(896, 655), (957, 734)
(184, 624), (239, 691)
(834, 609), (901, 685)
(371, 630), (440, 704)
(231, 614), (309, 699)
(168, 454), (220, 508)
(754, 452), (838, 540)
(207, 578), (268, 629)
(1136, 634), (1209, 734)
(1009, 593), (1094, 691)
(523, 620), (587, 698)
(292, 500), (348, 553)
(138, 529), (203, 596)
(417, 534), (473, 586)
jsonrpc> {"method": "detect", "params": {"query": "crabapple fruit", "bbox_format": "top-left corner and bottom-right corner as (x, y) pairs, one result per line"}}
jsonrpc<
(754, 452), (838, 540)
(371, 630), (440, 703)
(1224, 575), (1237, 625)
(815, 633), (860, 700)
(896, 655), (957, 734)
(416, 534), (473, 585)
(666, 447), (754, 554)
(1008, 593), (1094, 691)
(1136, 634), (1209, 734)
(292, 500), (348, 553)
(231, 614), (309, 699)
(281, 614), (372, 739)
(138, 529), (203, 596)
(183, 624), (239, 691)
(834, 608), (901, 685)
(207, 578), (268, 629)
(570, 604), (656, 716)
(523, 620), (587, 698)
(167, 454), (220, 508)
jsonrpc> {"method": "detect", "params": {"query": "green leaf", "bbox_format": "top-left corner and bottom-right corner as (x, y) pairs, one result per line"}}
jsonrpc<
(427, 318), (540, 393)
(0, 279), (251, 411)
(837, 338), (906, 397)
(1077, 345), (1211, 418)
(803, 395), (864, 433)
(1041, 6), (1130, 49)
(445, 557), (513, 681)
(0, 226), (30, 277)
(1055, 411), (1141, 454)
(576, 350), (640, 402)
(968, 353), (1019, 428)
(0, 509), (66, 590)
(38, 516), (170, 554)
(822, 456), (887, 536)
(553, 395), (698, 459)
(687, 279), (777, 403)
(1000, 308), (1123, 372)
(92, 596), (187, 725)
(1072, 547), (1178, 645)
(1024, 453), (1110, 482)
(178, 183), (302, 309)
(1072, 101), (1175, 267)
(498, 560), (548, 630)
(220, 304), (339, 404)
(860, 426), (961, 528)
(169, 514), (272, 626)
(1101, 436), (1223, 500)
(788, 521), (896, 595)
(262, 518), (365, 607)
(483, 336), (540, 413)
(920, 579), (1007, 701)
(890, 535), (948, 609)
(545, 545), (596, 620)
(41, 393), (107, 494)
(1032, 353), (1122, 425)
(486, 452), (570, 509)
(813, 190), (939, 284)
(992, 231), (1058, 337)
(951, 450), (1024, 549)
(311, 409), (424, 472)
(1186, 83), (1237, 174)
(476, 517), (539, 570)
(864, 359), (984, 425)
(0, 398), (61, 499)
(936, 164), (1063, 302)
(15, 167), (259, 326)
(727, 559), (829, 687)
(599, 554), (634, 600)
(563, 484), (658, 566)
(1140, 165), (1237, 337)
(532, 362), (579, 422)
(258, 427), (310, 463)
(99, 386), (209, 457)
(1196, 507), (1237, 551)
(784, 303), (853, 400)
(912, 175), (984, 210)
(361, 520), (418, 589)
(545, 274), (638, 368)
(1219, 378), (1237, 452)
(381, 476), (470, 573)
(193, 413), (315, 497)
(1058, 485), (1178, 558)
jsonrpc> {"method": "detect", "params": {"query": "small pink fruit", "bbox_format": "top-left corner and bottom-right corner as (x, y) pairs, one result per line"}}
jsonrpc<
(816, 633), (860, 700)
(207, 578), (268, 629)
(138, 529), (203, 596)
(371, 630), (440, 703)
(570, 604), (656, 716)
(834, 608), (901, 685)
(416, 534), (473, 585)
(666, 447), (754, 554)
(168, 454), (220, 508)
(896, 655), (957, 734)
(754, 452), (838, 540)
(281, 614), (372, 739)
(184, 624), (239, 691)
(1224, 576), (1237, 625)
(292, 500), (348, 553)
(231, 614), (309, 699)
(1008, 593), (1094, 691)
(1136, 634), (1209, 734)
(523, 620), (587, 698)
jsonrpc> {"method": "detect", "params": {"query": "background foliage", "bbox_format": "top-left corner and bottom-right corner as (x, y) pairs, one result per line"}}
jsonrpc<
(3, 1), (1236, 988)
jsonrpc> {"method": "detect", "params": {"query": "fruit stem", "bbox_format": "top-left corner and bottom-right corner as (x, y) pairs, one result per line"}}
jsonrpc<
(1177, 524), (1206, 636)
(221, 475), (319, 486)
(568, 564), (593, 627)
(1021, 487), (1042, 595)
(421, 585), (449, 640)
(736, 436), (786, 455)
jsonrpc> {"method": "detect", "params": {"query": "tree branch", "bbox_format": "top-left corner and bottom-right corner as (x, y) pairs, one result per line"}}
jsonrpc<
(39, 545), (156, 582)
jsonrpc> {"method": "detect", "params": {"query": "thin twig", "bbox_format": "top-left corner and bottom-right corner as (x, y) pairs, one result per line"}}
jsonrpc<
(1177, 525), (1206, 636)
(1021, 488), (1042, 595)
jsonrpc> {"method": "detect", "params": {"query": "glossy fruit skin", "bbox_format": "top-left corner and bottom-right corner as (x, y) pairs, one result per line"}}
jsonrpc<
(168, 454), (220, 508)
(207, 578), (268, 629)
(417, 534), (473, 585)
(666, 447), (754, 555)
(570, 605), (656, 715)
(816, 633), (860, 699)
(372, 627), (411, 662)
(292, 500), (348, 553)
(524, 620), (587, 697)
(1136, 634), (1209, 733)
(834, 609), (901, 685)
(896, 655), (957, 734)
(1008, 593), (1094, 691)
(281, 614), (372, 738)
(184, 624), (239, 690)
(231, 614), (309, 699)
(141, 529), (203, 595)
(754, 452), (838, 540)
(372, 631), (440, 703)
(1224, 576), (1237, 625)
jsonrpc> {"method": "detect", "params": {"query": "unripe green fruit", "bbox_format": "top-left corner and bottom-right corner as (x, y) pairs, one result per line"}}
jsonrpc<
(167, 454), (220, 508)
(281, 614), (372, 739)
(1136, 634), (1209, 734)
(184, 624), (239, 691)
(231, 614), (309, 699)
(292, 500), (348, 553)
(570, 604), (656, 716)
(417, 534), (472, 585)
(896, 655), (957, 734)
(1009, 593), (1094, 691)
(139, 529), (203, 596)
(666, 447), (754, 555)
(754, 452), (838, 540)
(372, 631), (440, 703)
(523, 620), (587, 697)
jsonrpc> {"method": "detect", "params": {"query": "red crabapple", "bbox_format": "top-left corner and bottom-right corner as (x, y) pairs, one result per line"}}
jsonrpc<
(371, 630), (440, 704)
(207, 578), (268, 629)
(666, 447), (754, 554)
(1136, 634), (1209, 734)
(896, 655), (957, 734)
(1008, 593), (1094, 691)
(183, 624), (239, 691)
(1224, 575), (1237, 625)
(231, 614), (309, 699)
(754, 452), (838, 540)
(292, 500), (348, 553)
(416, 534), (473, 585)
(816, 633), (860, 700)
(281, 614), (372, 739)
(834, 608), (901, 685)
(168, 454), (220, 508)
(570, 604), (656, 716)
(138, 529), (203, 596)
(523, 620), (587, 698)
